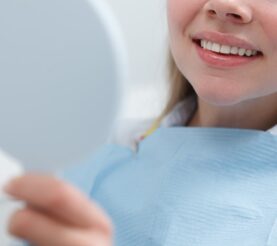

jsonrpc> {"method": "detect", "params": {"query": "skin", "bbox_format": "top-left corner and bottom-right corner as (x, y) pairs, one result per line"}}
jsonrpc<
(4, 174), (113, 246)
(4, 0), (277, 245)
(167, 0), (277, 130)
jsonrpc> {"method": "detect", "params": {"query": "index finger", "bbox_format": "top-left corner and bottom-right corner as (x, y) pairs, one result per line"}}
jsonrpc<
(4, 174), (112, 232)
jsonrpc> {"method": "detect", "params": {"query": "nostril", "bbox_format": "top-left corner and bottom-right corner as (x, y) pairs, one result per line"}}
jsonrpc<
(207, 10), (243, 21)
(227, 13), (242, 20)
(208, 10), (216, 15)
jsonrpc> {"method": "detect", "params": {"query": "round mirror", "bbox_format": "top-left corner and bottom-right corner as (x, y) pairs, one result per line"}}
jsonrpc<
(0, 0), (127, 172)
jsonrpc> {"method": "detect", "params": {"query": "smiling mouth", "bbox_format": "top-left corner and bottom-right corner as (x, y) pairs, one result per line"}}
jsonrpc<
(192, 39), (263, 57)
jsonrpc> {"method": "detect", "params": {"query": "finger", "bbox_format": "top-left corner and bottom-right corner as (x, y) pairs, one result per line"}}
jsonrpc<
(5, 174), (112, 232)
(8, 207), (113, 246)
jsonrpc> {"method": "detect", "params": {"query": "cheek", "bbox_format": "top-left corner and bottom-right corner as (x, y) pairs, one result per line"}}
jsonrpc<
(167, 0), (186, 30)
(257, 8), (277, 51)
(167, 0), (204, 68)
(254, 6), (277, 92)
(167, 0), (202, 33)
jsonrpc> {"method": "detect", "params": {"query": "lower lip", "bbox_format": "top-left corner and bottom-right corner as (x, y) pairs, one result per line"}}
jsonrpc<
(193, 42), (262, 68)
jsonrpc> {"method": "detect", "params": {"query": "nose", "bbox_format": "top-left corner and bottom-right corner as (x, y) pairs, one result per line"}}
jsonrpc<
(204, 0), (253, 24)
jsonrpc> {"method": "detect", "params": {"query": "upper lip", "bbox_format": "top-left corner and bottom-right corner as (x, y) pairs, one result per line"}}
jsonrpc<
(191, 31), (262, 53)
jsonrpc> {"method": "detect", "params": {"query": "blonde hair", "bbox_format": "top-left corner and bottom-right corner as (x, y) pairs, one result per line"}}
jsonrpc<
(140, 48), (196, 139)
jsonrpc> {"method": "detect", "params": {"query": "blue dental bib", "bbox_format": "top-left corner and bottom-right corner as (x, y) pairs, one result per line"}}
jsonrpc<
(61, 127), (277, 246)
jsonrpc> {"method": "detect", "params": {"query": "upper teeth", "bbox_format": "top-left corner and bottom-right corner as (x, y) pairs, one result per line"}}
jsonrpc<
(200, 39), (258, 57)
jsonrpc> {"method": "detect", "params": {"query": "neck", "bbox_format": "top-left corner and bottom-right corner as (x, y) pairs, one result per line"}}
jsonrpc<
(187, 92), (277, 131)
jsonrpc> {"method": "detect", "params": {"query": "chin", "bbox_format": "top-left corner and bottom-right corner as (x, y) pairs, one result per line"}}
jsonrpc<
(191, 79), (248, 106)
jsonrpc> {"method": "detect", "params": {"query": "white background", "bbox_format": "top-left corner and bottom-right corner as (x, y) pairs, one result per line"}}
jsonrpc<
(105, 0), (169, 120)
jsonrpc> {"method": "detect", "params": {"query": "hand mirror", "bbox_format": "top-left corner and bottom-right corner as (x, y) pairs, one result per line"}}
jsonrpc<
(0, 0), (127, 244)
(0, 0), (127, 173)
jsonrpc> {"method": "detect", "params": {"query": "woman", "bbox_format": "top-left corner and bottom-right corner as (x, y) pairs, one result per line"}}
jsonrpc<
(4, 0), (277, 245)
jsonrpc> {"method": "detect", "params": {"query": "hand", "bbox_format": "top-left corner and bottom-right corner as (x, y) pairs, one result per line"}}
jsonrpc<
(4, 174), (113, 246)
